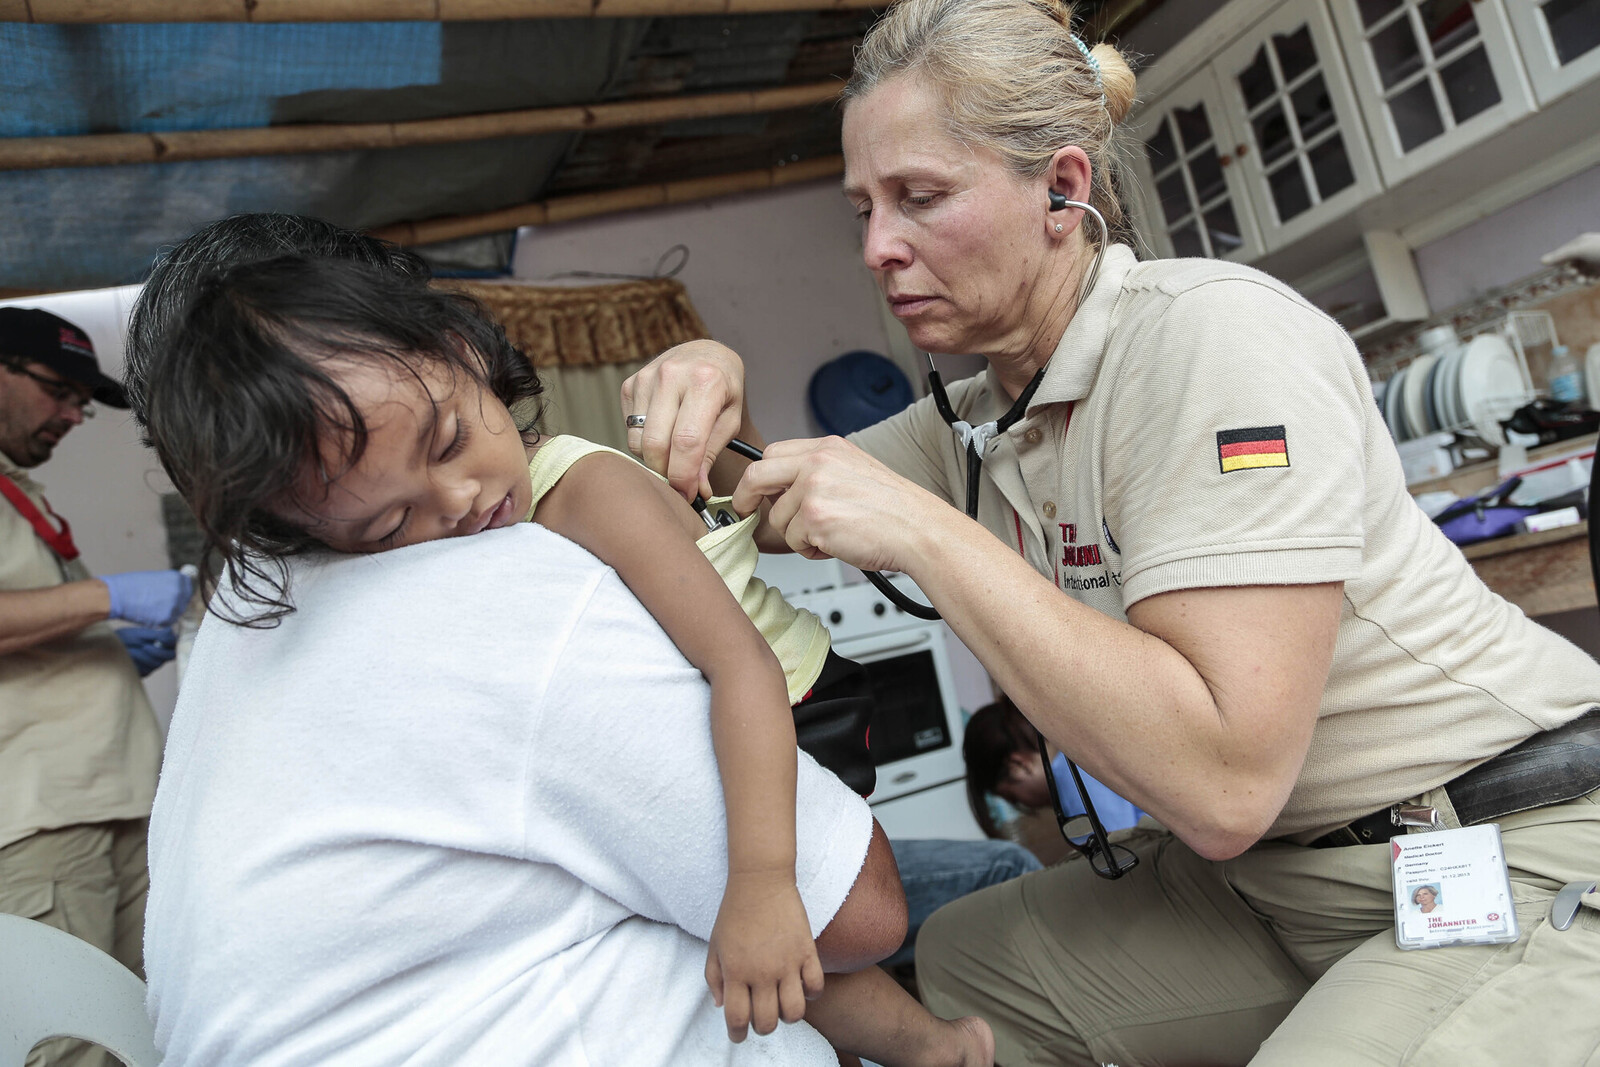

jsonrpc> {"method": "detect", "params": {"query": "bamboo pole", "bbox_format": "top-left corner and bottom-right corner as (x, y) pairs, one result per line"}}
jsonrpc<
(6, 0), (878, 21)
(370, 153), (842, 245)
(0, 82), (842, 172)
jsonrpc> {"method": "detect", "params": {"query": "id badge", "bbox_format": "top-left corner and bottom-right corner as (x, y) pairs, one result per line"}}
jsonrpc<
(1392, 824), (1520, 950)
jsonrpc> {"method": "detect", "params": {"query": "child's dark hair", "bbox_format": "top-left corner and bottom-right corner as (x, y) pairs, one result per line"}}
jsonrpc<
(962, 695), (1040, 838)
(138, 253), (545, 626)
(126, 212), (430, 430)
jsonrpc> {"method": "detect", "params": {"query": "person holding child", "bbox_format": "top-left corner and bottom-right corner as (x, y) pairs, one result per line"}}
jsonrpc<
(620, 0), (1600, 1062)
(128, 216), (991, 1066)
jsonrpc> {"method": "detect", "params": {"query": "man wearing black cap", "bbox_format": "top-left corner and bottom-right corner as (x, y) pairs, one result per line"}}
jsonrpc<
(0, 306), (192, 1063)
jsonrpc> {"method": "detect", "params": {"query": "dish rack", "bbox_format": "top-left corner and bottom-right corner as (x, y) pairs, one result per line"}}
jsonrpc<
(1374, 311), (1546, 448)
(1455, 310), (1546, 445)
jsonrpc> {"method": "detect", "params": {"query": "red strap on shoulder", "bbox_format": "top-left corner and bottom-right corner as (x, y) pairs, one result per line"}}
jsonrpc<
(0, 474), (79, 561)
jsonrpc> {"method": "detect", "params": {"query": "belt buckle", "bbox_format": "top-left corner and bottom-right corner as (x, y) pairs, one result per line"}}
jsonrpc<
(1393, 804), (1446, 832)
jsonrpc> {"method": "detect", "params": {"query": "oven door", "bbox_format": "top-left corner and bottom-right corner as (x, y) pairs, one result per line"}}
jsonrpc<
(831, 623), (967, 804)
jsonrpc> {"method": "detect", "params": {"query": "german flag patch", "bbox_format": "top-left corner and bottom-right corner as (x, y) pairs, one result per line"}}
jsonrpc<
(1217, 426), (1289, 473)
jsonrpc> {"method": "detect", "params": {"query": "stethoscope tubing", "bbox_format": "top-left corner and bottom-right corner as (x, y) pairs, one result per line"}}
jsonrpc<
(715, 437), (941, 620)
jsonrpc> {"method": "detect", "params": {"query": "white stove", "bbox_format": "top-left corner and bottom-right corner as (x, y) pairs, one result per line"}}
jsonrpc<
(754, 555), (984, 839)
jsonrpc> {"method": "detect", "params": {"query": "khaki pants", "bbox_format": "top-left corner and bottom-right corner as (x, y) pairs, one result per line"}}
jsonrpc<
(917, 789), (1600, 1066)
(0, 821), (149, 1067)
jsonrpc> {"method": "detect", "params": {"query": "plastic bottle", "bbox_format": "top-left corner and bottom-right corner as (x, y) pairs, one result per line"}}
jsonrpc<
(1548, 344), (1585, 404)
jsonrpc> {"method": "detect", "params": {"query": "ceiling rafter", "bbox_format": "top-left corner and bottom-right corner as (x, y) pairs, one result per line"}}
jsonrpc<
(0, 81), (842, 171)
(1, 0), (879, 22)
(369, 153), (842, 244)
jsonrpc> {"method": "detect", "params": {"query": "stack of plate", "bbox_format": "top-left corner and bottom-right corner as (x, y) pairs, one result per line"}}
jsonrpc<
(1381, 333), (1523, 446)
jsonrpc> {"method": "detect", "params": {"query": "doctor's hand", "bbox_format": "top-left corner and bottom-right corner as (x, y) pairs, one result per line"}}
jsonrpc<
(706, 871), (823, 1043)
(115, 626), (177, 677)
(731, 437), (955, 577)
(621, 340), (749, 502)
(100, 569), (194, 628)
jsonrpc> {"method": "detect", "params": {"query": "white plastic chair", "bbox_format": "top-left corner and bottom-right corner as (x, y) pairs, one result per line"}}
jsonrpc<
(0, 914), (159, 1067)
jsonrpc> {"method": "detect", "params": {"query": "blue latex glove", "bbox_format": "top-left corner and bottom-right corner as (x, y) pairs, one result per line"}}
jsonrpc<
(116, 626), (177, 677)
(100, 569), (193, 627)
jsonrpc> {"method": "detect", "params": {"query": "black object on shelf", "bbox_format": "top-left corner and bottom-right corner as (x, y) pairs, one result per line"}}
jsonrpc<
(1499, 400), (1600, 446)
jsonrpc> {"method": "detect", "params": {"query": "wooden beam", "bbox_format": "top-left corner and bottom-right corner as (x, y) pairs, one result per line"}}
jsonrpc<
(7, 0), (878, 21)
(370, 153), (842, 245)
(0, 82), (843, 172)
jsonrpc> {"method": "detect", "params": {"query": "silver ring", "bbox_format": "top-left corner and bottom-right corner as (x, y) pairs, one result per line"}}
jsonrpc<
(625, 414), (647, 429)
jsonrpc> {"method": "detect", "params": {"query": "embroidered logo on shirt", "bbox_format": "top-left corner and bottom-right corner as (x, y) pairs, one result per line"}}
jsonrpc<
(1216, 426), (1289, 473)
(1058, 523), (1103, 567)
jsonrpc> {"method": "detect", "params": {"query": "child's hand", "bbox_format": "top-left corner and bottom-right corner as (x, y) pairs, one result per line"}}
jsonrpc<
(705, 870), (825, 1042)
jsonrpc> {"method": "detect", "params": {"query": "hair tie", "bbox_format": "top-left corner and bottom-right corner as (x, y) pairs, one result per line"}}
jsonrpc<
(1070, 33), (1106, 108)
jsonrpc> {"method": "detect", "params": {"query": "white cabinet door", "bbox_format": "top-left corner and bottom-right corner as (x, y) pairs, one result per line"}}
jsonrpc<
(1505, 0), (1600, 104)
(1214, 0), (1383, 249)
(1328, 0), (1536, 184)
(1127, 67), (1266, 262)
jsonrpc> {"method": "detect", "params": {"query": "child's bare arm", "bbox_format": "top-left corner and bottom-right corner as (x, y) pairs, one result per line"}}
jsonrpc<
(534, 452), (822, 1040)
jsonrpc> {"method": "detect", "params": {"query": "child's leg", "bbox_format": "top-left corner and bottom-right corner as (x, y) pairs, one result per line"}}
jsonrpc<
(807, 966), (993, 1067)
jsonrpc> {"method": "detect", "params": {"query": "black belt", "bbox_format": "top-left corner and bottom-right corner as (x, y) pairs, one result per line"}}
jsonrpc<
(1312, 707), (1600, 848)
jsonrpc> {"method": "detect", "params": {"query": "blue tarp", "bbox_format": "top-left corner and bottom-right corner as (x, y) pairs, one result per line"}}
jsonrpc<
(2, 24), (442, 136)
(0, 21), (644, 289)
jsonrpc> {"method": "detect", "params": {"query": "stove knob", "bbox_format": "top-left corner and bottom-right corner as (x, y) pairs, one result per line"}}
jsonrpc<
(829, 610), (843, 624)
(873, 603), (886, 616)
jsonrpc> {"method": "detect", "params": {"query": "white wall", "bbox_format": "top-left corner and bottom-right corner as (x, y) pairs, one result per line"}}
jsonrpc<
(512, 178), (898, 442)
(0, 286), (181, 725)
(1414, 162), (1600, 312)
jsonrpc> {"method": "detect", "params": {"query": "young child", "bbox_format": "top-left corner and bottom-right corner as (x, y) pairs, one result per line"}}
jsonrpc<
(141, 244), (992, 1067)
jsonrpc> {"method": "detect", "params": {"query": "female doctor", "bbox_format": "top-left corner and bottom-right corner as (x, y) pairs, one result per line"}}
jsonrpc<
(623, 0), (1600, 1063)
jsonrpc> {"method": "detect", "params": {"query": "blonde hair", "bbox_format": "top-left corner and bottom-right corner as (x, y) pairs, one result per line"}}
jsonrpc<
(844, 0), (1139, 245)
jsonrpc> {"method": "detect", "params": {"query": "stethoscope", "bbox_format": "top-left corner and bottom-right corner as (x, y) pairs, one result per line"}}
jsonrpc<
(923, 197), (1132, 879)
(700, 195), (1111, 625)
(926, 191), (1108, 525)
(694, 197), (1131, 873)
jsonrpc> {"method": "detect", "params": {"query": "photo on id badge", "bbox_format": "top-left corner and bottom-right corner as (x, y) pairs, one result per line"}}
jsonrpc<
(1392, 825), (1518, 950)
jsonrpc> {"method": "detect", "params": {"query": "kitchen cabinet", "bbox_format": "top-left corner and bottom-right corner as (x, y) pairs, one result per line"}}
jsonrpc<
(1126, 0), (1600, 300)
(1128, 68), (1267, 261)
(1214, 0), (1383, 248)
(1326, 0), (1536, 185)
(1505, 0), (1600, 105)
(1131, 0), (1378, 257)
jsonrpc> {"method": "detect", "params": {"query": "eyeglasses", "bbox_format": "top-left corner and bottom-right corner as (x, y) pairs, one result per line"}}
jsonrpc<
(4, 363), (96, 419)
(1035, 729), (1139, 880)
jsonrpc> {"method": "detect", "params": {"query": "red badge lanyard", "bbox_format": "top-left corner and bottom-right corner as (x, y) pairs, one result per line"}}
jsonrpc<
(0, 473), (80, 561)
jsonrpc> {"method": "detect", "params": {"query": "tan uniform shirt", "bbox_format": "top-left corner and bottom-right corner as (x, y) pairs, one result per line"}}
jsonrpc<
(0, 454), (161, 851)
(853, 244), (1600, 839)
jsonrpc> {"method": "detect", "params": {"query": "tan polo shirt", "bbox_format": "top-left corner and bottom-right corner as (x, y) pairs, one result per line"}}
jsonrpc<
(853, 244), (1600, 839)
(0, 454), (161, 851)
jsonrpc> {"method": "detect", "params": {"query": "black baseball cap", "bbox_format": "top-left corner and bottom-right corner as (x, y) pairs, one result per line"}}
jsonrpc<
(0, 306), (129, 408)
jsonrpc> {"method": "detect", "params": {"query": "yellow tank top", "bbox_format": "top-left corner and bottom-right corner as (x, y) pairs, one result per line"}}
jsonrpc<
(524, 435), (831, 703)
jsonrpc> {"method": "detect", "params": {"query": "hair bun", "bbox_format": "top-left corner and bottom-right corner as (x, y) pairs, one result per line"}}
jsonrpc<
(1090, 42), (1137, 126)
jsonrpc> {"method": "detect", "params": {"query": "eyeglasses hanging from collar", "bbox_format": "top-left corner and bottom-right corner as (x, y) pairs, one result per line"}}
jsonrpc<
(1035, 729), (1139, 879)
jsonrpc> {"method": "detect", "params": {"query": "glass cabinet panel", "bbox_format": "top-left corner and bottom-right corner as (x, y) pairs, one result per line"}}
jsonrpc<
(1505, 0), (1600, 104)
(1177, 1), (1388, 254)
(1227, 25), (1356, 227)
(1142, 101), (1248, 258)
(1128, 69), (1265, 262)
(1544, 0), (1600, 65)
(1330, 0), (1534, 181)
(1357, 0), (1498, 151)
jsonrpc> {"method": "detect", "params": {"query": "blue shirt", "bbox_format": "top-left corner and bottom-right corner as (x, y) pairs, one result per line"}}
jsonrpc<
(1050, 753), (1143, 835)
